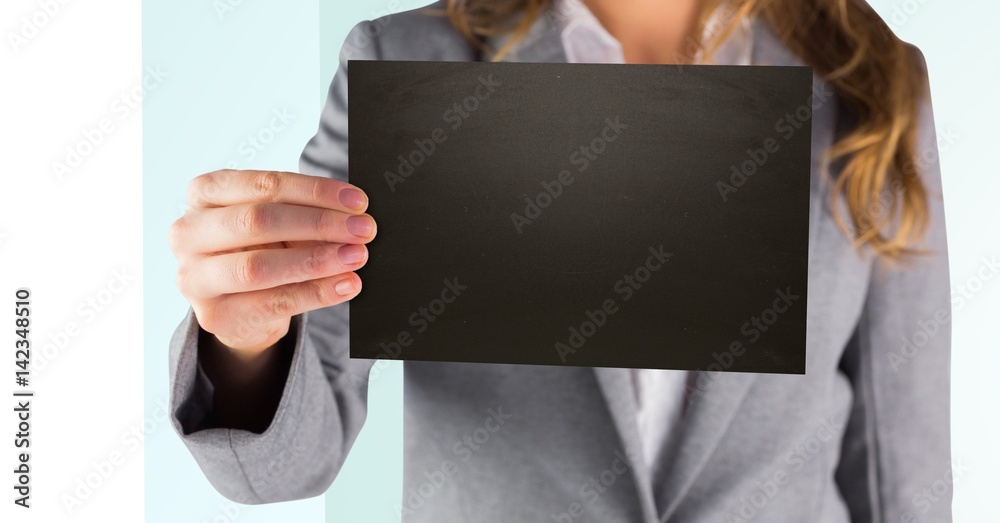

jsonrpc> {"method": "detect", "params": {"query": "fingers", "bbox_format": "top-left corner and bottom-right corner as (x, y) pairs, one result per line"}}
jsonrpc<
(174, 169), (375, 351)
(187, 169), (368, 214)
(179, 243), (368, 299)
(176, 202), (377, 254)
(205, 272), (363, 332)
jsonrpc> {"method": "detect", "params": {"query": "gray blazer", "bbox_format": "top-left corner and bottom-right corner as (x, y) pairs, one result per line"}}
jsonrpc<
(168, 2), (952, 521)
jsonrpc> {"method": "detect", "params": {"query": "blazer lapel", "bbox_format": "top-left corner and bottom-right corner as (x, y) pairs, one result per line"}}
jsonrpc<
(656, 372), (756, 521)
(592, 367), (664, 523)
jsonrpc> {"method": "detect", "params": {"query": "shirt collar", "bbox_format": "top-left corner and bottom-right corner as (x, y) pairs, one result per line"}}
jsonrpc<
(557, 0), (626, 64)
(554, 0), (753, 66)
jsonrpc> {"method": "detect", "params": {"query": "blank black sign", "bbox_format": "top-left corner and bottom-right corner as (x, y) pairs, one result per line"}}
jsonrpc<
(348, 60), (811, 374)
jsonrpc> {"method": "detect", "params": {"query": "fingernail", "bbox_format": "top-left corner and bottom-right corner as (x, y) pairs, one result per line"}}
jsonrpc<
(346, 215), (375, 238)
(335, 276), (358, 296)
(337, 244), (367, 265)
(339, 188), (367, 211)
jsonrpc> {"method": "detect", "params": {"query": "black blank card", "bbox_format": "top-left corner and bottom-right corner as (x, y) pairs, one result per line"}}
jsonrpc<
(348, 60), (811, 373)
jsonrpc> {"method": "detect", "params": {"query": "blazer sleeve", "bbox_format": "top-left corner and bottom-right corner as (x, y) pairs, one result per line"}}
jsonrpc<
(835, 47), (953, 523)
(167, 21), (382, 504)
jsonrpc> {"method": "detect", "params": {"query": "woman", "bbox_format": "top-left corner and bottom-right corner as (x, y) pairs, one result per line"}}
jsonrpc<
(167, 0), (950, 521)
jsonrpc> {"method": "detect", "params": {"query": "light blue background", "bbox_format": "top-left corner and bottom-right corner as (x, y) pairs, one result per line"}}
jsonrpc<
(145, 1), (999, 522)
(143, 1), (424, 522)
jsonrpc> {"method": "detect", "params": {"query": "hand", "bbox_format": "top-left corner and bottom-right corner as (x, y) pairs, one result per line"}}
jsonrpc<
(169, 169), (376, 355)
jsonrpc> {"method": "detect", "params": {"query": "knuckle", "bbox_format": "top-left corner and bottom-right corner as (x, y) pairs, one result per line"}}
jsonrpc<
(187, 172), (213, 205)
(236, 203), (270, 238)
(267, 288), (297, 318)
(315, 209), (339, 237)
(249, 170), (282, 202)
(303, 250), (321, 276)
(309, 177), (323, 205)
(234, 251), (266, 287)
(311, 278), (335, 306)
(303, 244), (332, 276)
(167, 217), (187, 252)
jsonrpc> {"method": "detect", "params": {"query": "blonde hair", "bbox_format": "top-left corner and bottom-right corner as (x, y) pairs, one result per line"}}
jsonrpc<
(444, 0), (931, 261)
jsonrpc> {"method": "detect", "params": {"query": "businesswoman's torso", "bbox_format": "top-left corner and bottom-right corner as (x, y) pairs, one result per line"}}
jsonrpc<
(164, 1), (951, 521)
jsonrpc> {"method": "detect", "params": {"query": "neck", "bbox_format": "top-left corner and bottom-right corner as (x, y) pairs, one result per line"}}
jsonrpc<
(582, 0), (710, 64)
